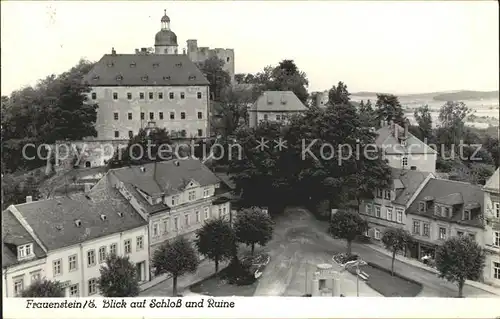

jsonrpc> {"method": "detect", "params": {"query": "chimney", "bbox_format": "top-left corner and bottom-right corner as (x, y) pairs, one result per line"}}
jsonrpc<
(26, 196), (33, 203)
(135, 49), (140, 54)
(140, 166), (146, 173)
(111, 47), (116, 55)
(141, 48), (147, 53)
(84, 183), (92, 193)
(100, 214), (107, 221)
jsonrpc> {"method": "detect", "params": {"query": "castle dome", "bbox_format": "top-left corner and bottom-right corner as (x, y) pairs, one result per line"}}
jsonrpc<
(155, 29), (178, 46)
(161, 13), (170, 23)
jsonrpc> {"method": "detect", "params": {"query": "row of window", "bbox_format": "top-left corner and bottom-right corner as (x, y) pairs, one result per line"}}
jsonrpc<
(13, 271), (41, 296)
(114, 129), (204, 139)
(412, 219), (476, 241)
(114, 111), (204, 121)
(418, 201), (473, 221)
(152, 205), (229, 238)
(365, 204), (404, 223)
(91, 91), (203, 101)
(376, 189), (392, 200)
(262, 114), (291, 121)
(52, 236), (144, 276)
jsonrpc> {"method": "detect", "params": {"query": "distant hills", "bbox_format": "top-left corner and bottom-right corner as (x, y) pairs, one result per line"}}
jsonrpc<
(351, 90), (499, 101)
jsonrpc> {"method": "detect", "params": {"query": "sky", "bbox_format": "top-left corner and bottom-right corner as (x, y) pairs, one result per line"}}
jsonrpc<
(1, 1), (499, 95)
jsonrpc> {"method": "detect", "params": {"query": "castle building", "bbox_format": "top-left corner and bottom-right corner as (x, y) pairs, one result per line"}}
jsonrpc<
(186, 39), (235, 84)
(83, 11), (210, 141)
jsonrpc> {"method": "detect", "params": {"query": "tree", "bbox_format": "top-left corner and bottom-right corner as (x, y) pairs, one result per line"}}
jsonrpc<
(328, 210), (368, 255)
(328, 81), (351, 106)
(381, 228), (413, 276)
(358, 99), (376, 127)
(21, 279), (65, 297)
(438, 101), (472, 146)
(234, 207), (274, 255)
(98, 254), (139, 297)
(212, 85), (253, 138)
(197, 57), (231, 101)
(413, 104), (433, 142)
(152, 237), (199, 296)
(375, 94), (406, 126)
(435, 236), (485, 297)
(195, 218), (235, 273)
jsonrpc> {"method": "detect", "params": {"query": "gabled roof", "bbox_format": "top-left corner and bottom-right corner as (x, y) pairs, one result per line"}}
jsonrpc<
(250, 91), (307, 112)
(2, 210), (46, 268)
(407, 179), (484, 228)
(391, 168), (433, 206)
(483, 168), (499, 194)
(84, 54), (209, 87)
(10, 178), (147, 251)
(109, 159), (221, 214)
(375, 123), (437, 155)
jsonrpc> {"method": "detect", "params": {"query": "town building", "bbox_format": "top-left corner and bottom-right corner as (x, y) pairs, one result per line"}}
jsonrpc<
(186, 39), (235, 85)
(104, 159), (232, 255)
(2, 182), (150, 298)
(405, 178), (485, 262)
(83, 11), (210, 142)
(482, 168), (500, 286)
(375, 120), (437, 173)
(360, 168), (434, 245)
(249, 91), (308, 128)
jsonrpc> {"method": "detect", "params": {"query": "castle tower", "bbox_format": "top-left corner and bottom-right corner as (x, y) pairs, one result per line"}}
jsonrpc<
(154, 9), (178, 55)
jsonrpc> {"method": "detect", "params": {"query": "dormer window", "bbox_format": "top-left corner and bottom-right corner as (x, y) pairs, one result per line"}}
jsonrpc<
(267, 99), (273, 105)
(463, 210), (471, 220)
(75, 219), (82, 227)
(175, 62), (183, 67)
(130, 62), (136, 68)
(92, 75), (100, 81)
(141, 75), (149, 82)
(106, 62), (114, 67)
(188, 75), (196, 80)
(116, 75), (123, 81)
(418, 202), (426, 212)
(401, 140), (407, 147)
(153, 63), (160, 68)
(171, 195), (179, 206)
(384, 190), (391, 200)
(100, 214), (107, 221)
(163, 76), (171, 80)
(434, 205), (440, 216)
(377, 189), (384, 198)
(17, 243), (34, 260)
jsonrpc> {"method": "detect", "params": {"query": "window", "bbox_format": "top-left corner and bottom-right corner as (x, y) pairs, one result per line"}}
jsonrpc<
(204, 207), (210, 219)
(91, 92), (97, 100)
(494, 231), (500, 247)
(276, 115), (281, 121)
(171, 195), (179, 206)
(375, 206), (381, 218)
(197, 92), (202, 99)
(113, 92), (118, 100)
(188, 190), (196, 201)
(140, 112), (145, 120)
(365, 203), (372, 214)
(423, 223), (430, 237)
(377, 189), (383, 198)
(158, 92), (163, 100)
(374, 229), (381, 240)
(468, 233), (476, 241)
(464, 210), (471, 220)
(53, 259), (62, 276)
(181, 112), (186, 119)
(153, 223), (159, 237)
(170, 112), (175, 120)
(412, 220), (420, 235)
(139, 92), (145, 100)
(69, 284), (79, 297)
(136, 236), (144, 251)
(226, 57), (230, 62)
(174, 217), (179, 230)
(14, 278), (24, 296)
(386, 207), (393, 221)
(494, 202), (500, 218)
(169, 92), (174, 99)
(87, 250), (96, 267)
(197, 111), (203, 119)
(114, 131), (119, 138)
(223, 206), (227, 215)
(384, 190), (391, 200)
(180, 92), (185, 99)
(396, 210), (403, 223)
(127, 92), (132, 100)
(203, 188), (210, 198)
(30, 271), (41, 283)
(434, 205), (440, 215)
(150, 112), (154, 120)
(17, 243), (33, 259)
(110, 243), (117, 256)
(185, 214), (190, 226)
(163, 219), (169, 233)
(419, 202), (425, 212)
(98, 246), (106, 263)
(159, 112), (164, 120)
(402, 156), (408, 167)
(149, 92), (154, 99)
(114, 112), (119, 120)
(439, 227), (447, 240)
(494, 262), (500, 280)
(444, 207), (450, 217)
(128, 112), (132, 120)
(198, 129), (203, 137)
(457, 231), (464, 237)
(124, 239), (132, 254)
(129, 130), (134, 138)
(88, 278), (97, 295)
(196, 211), (200, 223)
(69, 254), (77, 271)
(263, 114), (268, 120)
(218, 207), (222, 218)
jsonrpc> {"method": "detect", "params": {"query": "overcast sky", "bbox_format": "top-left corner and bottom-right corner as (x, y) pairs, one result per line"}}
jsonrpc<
(1, 1), (498, 95)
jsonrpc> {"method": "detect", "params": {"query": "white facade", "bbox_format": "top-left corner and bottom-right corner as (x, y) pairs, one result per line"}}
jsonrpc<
(483, 183), (500, 286)
(385, 153), (437, 174)
(3, 225), (149, 298)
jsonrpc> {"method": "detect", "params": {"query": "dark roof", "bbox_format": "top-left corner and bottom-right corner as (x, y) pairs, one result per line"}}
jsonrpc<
(375, 123), (437, 155)
(391, 168), (433, 206)
(407, 178), (484, 228)
(11, 178), (147, 251)
(250, 91), (307, 112)
(109, 159), (222, 214)
(84, 54), (209, 87)
(2, 210), (46, 268)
